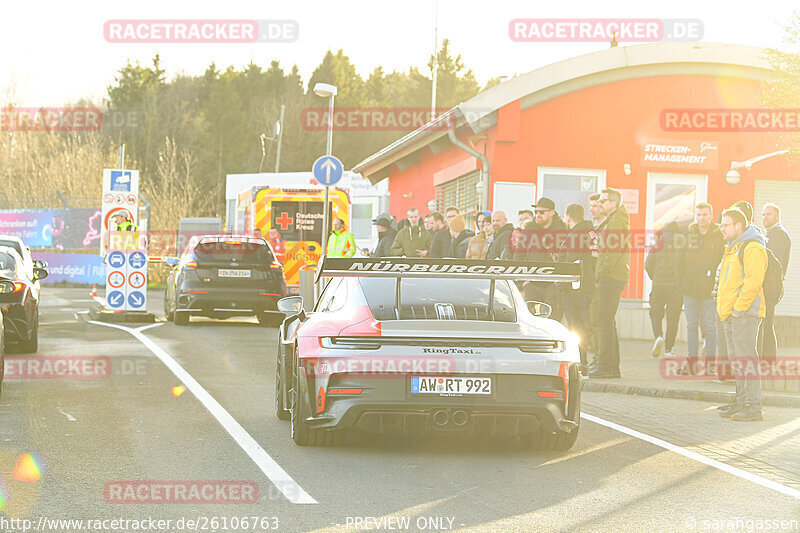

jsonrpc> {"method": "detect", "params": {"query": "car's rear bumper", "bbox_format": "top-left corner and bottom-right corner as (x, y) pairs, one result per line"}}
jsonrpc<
(176, 287), (283, 318)
(301, 373), (580, 436)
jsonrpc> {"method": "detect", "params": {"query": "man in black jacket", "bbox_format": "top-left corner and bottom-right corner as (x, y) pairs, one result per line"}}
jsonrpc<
(677, 203), (724, 375)
(559, 203), (596, 370)
(487, 210), (514, 259)
(370, 215), (397, 258)
(430, 208), (459, 258)
(447, 214), (475, 258)
(759, 203), (792, 361)
(646, 221), (683, 361)
(522, 198), (566, 321)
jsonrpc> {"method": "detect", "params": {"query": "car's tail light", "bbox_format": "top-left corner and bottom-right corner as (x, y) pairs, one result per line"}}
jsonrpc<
(537, 391), (563, 398)
(224, 241), (242, 245)
(184, 261), (198, 268)
(329, 388), (363, 395)
(12, 282), (25, 293)
(316, 386), (326, 413)
(259, 292), (280, 296)
(269, 263), (282, 270)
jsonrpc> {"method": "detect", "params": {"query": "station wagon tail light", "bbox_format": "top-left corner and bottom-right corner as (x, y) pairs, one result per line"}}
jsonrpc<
(537, 391), (563, 398)
(329, 388), (363, 395)
(184, 260), (198, 268)
(269, 263), (282, 270)
(224, 241), (242, 245)
(13, 282), (25, 293)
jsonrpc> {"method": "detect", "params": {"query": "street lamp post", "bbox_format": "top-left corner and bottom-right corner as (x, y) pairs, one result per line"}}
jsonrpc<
(725, 149), (789, 185)
(313, 82), (338, 296)
(314, 83), (337, 255)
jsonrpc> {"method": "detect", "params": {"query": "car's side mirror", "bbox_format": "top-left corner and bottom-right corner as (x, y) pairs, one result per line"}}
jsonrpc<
(277, 295), (304, 315)
(33, 268), (48, 281)
(0, 280), (14, 294)
(526, 301), (552, 318)
(33, 259), (48, 269)
(163, 257), (180, 267)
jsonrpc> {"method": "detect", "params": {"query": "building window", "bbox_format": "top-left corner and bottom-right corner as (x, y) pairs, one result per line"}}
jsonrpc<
(537, 167), (606, 215)
(434, 171), (480, 215)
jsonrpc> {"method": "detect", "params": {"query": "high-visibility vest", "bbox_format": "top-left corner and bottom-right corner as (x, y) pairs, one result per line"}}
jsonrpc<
(326, 229), (356, 257)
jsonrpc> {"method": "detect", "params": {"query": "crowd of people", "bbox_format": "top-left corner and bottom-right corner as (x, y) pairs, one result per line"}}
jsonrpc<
(325, 189), (792, 422)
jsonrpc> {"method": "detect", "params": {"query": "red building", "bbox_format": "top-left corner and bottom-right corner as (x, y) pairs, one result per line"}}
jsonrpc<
(354, 42), (800, 329)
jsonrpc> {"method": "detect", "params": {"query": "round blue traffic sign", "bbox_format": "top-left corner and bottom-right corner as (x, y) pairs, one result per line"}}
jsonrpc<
(129, 251), (147, 269)
(312, 155), (344, 186)
(107, 290), (125, 309)
(127, 291), (145, 309)
(108, 251), (126, 268)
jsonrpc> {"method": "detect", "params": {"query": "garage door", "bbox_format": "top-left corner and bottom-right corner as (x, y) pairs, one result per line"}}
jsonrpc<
(754, 180), (800, 317)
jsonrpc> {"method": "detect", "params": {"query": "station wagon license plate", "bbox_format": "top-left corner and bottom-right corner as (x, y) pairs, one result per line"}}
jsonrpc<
(218, 269), (251, 278)
(411, 376), (491, 395)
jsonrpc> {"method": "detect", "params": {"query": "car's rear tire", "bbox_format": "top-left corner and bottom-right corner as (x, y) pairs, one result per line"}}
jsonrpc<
(19, 313), (38, 353)
(275, 351), (290, 421)
(290, 364), (340, 446)
(174, 312), (189, 326)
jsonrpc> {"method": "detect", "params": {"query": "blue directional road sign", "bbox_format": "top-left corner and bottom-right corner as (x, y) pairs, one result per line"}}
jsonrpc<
(312, 155), (344, 186)
(108, 251), (126, 268)
(129, 251), (147, 269)
(107, 290), (125, 309)
(127, 291), (145, 309)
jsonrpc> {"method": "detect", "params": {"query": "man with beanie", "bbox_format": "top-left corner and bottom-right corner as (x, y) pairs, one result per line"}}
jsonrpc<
(448, 214), (475, 258)
(370, 215), (397, 258)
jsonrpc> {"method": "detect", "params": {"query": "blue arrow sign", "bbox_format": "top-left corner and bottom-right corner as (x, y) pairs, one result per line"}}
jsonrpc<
(312, 155), (344, 186)
(107, 290), (125, 309)
(128, 291), (145, 309)
(108, 251), (126, 268)
(129, 251), (147, 269)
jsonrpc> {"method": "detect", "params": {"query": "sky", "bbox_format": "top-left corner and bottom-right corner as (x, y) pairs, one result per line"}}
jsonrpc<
(1, 0), (798, 106)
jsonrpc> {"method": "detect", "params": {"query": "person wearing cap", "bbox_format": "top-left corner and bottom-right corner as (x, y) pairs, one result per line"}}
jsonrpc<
(520, 197), (567, 321)
(370, 215), (397, 258)
(326, 218), (356, 258)
(447, 214), (475, 259)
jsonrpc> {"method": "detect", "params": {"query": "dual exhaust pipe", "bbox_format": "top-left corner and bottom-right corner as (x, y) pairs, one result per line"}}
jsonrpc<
(433, 409), (469, 427)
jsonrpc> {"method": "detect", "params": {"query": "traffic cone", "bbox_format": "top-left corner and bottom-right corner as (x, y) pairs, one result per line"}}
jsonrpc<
(90, 284), (98, 298)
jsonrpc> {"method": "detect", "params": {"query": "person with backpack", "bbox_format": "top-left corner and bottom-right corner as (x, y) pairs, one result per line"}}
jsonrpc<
(716, 207), (768, 421)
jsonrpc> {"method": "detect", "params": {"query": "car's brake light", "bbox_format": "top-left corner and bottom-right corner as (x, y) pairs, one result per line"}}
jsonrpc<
(269, 263), (282, 270)
(224, 241), (242, 245)
(537, 391), (563, 398)
(12, 282), (25, 293)
(259, 292), (280, 296)
(184, 261), (198, 268)
(329, 388), (363, 395)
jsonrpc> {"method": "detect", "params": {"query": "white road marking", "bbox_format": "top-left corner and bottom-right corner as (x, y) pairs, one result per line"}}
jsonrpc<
(89, 320), (317, 504)
(583, 413), (800, 500)
(56, 407), (76, 421)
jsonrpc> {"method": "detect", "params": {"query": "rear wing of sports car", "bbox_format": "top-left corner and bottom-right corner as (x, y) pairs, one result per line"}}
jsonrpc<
(316, 256), (582, 288)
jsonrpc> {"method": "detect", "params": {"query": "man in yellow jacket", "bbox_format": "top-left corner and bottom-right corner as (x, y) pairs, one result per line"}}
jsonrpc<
(717, 207), (767, 421)
(326, 218), (356, 258)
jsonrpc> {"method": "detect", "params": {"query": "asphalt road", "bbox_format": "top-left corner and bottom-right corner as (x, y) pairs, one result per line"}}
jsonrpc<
(0, 287), (798, 533)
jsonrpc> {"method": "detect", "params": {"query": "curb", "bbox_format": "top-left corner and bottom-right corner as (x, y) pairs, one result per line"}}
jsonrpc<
(87, 303), (157, 324)
(581, 380), (800, 408)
